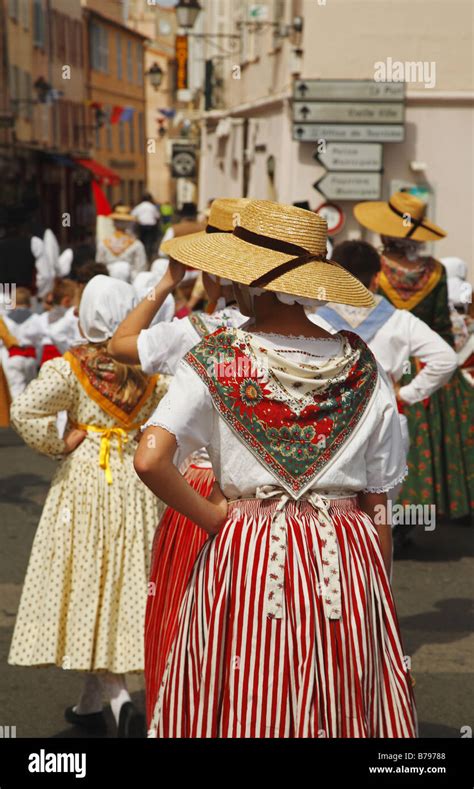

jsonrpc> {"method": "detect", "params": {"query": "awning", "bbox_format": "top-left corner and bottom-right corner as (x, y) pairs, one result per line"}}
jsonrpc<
(73, 158), (121, 186)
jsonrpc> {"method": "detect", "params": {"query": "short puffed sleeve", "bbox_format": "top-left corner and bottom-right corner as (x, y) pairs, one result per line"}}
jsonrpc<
(142, 359), (214, 466)
(363, 368), (408, 493)
(137, 317), (199, 376)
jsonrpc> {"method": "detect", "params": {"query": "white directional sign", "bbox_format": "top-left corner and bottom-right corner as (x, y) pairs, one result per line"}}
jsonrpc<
(294, 80), (405, 102)
(314, 142), (383, 172)
(293, 124), (404, 143)
(314, 172), (382, 201)
(293, 101), (404, 124)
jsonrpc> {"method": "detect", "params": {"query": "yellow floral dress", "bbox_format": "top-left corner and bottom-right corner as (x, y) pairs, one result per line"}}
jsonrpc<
(9, 355), (169, 674)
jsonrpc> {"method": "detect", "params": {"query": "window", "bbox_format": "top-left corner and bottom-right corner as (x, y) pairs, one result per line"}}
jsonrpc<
(119, 121), (125, 153)
(95, 122), (101, 150)
(59, 100), (69, 147)
(58, 13), (66, 61)
(69, 17), (76, 66)
(116, 34), (122, 79)
(24, 71), (33, 121)
(9, 0), (19, 21)
(138, 112), (144, 153)
(71, 103), (78, 148)
(78, 104), (86, 149)
(21, 0), (29, 29)
(129, 115), (134, 153)
(106, 108), (113, 151)
(126, 40), (133, 82)
(136, 43), (143, 86)
(90, 22), (108, 72)
(9, 64), (19, 104)
(33, 0), (45, 47)
(76, 22), (83, 68)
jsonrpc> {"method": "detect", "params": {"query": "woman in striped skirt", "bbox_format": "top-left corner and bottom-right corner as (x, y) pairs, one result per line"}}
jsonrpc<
(135, 200), (417, 738)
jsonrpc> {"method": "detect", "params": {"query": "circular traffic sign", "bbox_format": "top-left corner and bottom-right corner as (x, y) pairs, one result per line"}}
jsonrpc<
(314, 201), (345, 236)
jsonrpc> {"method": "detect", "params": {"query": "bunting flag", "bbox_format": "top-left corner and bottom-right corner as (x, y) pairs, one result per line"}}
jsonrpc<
(110, 105), (124, 124)
(109, 106), (135, 124)
(159, 108), (176, 119)
(120, 107), (134, 122)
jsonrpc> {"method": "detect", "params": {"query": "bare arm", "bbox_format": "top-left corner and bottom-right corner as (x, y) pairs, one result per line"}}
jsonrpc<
(107, 260), (186, 364)
(357, 491), (392, 578)
(134, 426), (227, 535)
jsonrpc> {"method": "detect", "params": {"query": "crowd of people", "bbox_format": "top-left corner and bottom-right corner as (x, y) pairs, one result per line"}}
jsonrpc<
(0, 192), (472, 738)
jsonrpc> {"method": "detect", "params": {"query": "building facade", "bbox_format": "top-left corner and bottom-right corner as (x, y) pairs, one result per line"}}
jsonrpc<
(190, 0), (473, 276)
(1, 0), (90, 242)
(82, 0), (147, 210)
(126, 0), (177, 204)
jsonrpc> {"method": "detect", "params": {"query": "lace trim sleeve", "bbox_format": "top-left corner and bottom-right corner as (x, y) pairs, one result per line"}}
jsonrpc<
(362, 465), (408, 494)
(140, 419), (181, 448)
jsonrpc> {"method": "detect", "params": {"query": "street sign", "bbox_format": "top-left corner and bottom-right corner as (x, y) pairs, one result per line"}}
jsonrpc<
(293, 101), (404, 124)
(314, 172), (382, 201)
(293, 124), (404, 143)
(314, 142), (383, 172)
(171, 143), (196, 178)
(315, 202), (345, 235)
(293, 80), (405, 102)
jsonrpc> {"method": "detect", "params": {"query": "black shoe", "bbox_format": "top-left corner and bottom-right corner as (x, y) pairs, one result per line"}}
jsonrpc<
(64, 706), (106, 732)
(117, 702), (146, 738)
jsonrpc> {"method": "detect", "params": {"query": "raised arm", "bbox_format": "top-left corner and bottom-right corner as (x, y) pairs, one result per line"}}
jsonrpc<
(107, 260), (186, 364)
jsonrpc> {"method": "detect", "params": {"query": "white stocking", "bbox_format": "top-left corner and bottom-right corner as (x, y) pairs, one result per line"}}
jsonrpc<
(74, 673), (103, 715)
(99, 672), (132, 725)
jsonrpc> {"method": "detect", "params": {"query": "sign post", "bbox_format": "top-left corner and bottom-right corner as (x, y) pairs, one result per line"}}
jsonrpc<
(314, 142), (383, 172)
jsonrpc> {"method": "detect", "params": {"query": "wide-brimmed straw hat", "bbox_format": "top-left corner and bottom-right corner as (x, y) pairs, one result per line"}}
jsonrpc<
(354, 191), (446, 242)
(161, 199), (374, 306)
(198, 197), (252, 235)
(109, 205), (135, 223)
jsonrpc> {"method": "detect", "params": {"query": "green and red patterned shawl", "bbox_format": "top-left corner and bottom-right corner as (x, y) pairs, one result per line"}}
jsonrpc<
(184, 327), (378, 496)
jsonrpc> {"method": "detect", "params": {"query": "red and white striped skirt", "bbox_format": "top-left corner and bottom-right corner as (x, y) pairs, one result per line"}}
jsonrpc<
(145, 463), (215, 725)
(148, 496), (417, 738)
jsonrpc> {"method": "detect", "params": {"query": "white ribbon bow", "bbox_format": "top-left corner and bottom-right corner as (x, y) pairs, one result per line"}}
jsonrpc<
(255, 485), (342, 622)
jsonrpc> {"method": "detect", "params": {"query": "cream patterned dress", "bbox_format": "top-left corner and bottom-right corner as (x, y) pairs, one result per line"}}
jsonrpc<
(9, 356), (169, 674)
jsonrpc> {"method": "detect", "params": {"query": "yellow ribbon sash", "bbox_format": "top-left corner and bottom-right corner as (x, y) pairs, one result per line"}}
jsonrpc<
(74, 422), (142, 484)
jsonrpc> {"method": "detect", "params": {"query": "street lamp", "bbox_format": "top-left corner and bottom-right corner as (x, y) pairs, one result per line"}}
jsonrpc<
(175, 0), (201, 30)
(33, 76), (52, 103)
(145, 62), (165, 91)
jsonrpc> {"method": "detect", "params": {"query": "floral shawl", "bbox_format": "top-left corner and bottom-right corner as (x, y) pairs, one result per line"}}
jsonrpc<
(379, 255), (442, 310)
(64, 344), (158, 427)
(184, 327), (378, 496)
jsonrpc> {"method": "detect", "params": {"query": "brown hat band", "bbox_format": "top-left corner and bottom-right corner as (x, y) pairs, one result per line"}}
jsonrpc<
(206, 224), (233, 234)
(388, 200), (444, 239)
(233, 225), (327, 287)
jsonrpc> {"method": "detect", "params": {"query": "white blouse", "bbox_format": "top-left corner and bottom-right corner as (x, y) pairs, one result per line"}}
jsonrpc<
(144, 332), (407, 499)
(311, 307), (457, 405)
(137, 306), (247, 376)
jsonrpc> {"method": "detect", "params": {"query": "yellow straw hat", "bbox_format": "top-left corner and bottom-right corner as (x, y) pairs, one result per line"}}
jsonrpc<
(162, 199), (375, 307)
(354, 191), (446, 242)
(109, 205), (136, 223)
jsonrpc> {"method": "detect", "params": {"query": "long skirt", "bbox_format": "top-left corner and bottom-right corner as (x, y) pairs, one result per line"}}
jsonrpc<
(145, 463), (214, 725)
(148, 497), (417, 738)
(400, 370), (474, 520)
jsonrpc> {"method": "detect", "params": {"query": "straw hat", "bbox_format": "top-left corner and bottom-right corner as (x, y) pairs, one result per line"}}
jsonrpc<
(109, 205), (135, 223)
(161, 199), (374, 306)
(354, 191), (446, 242)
